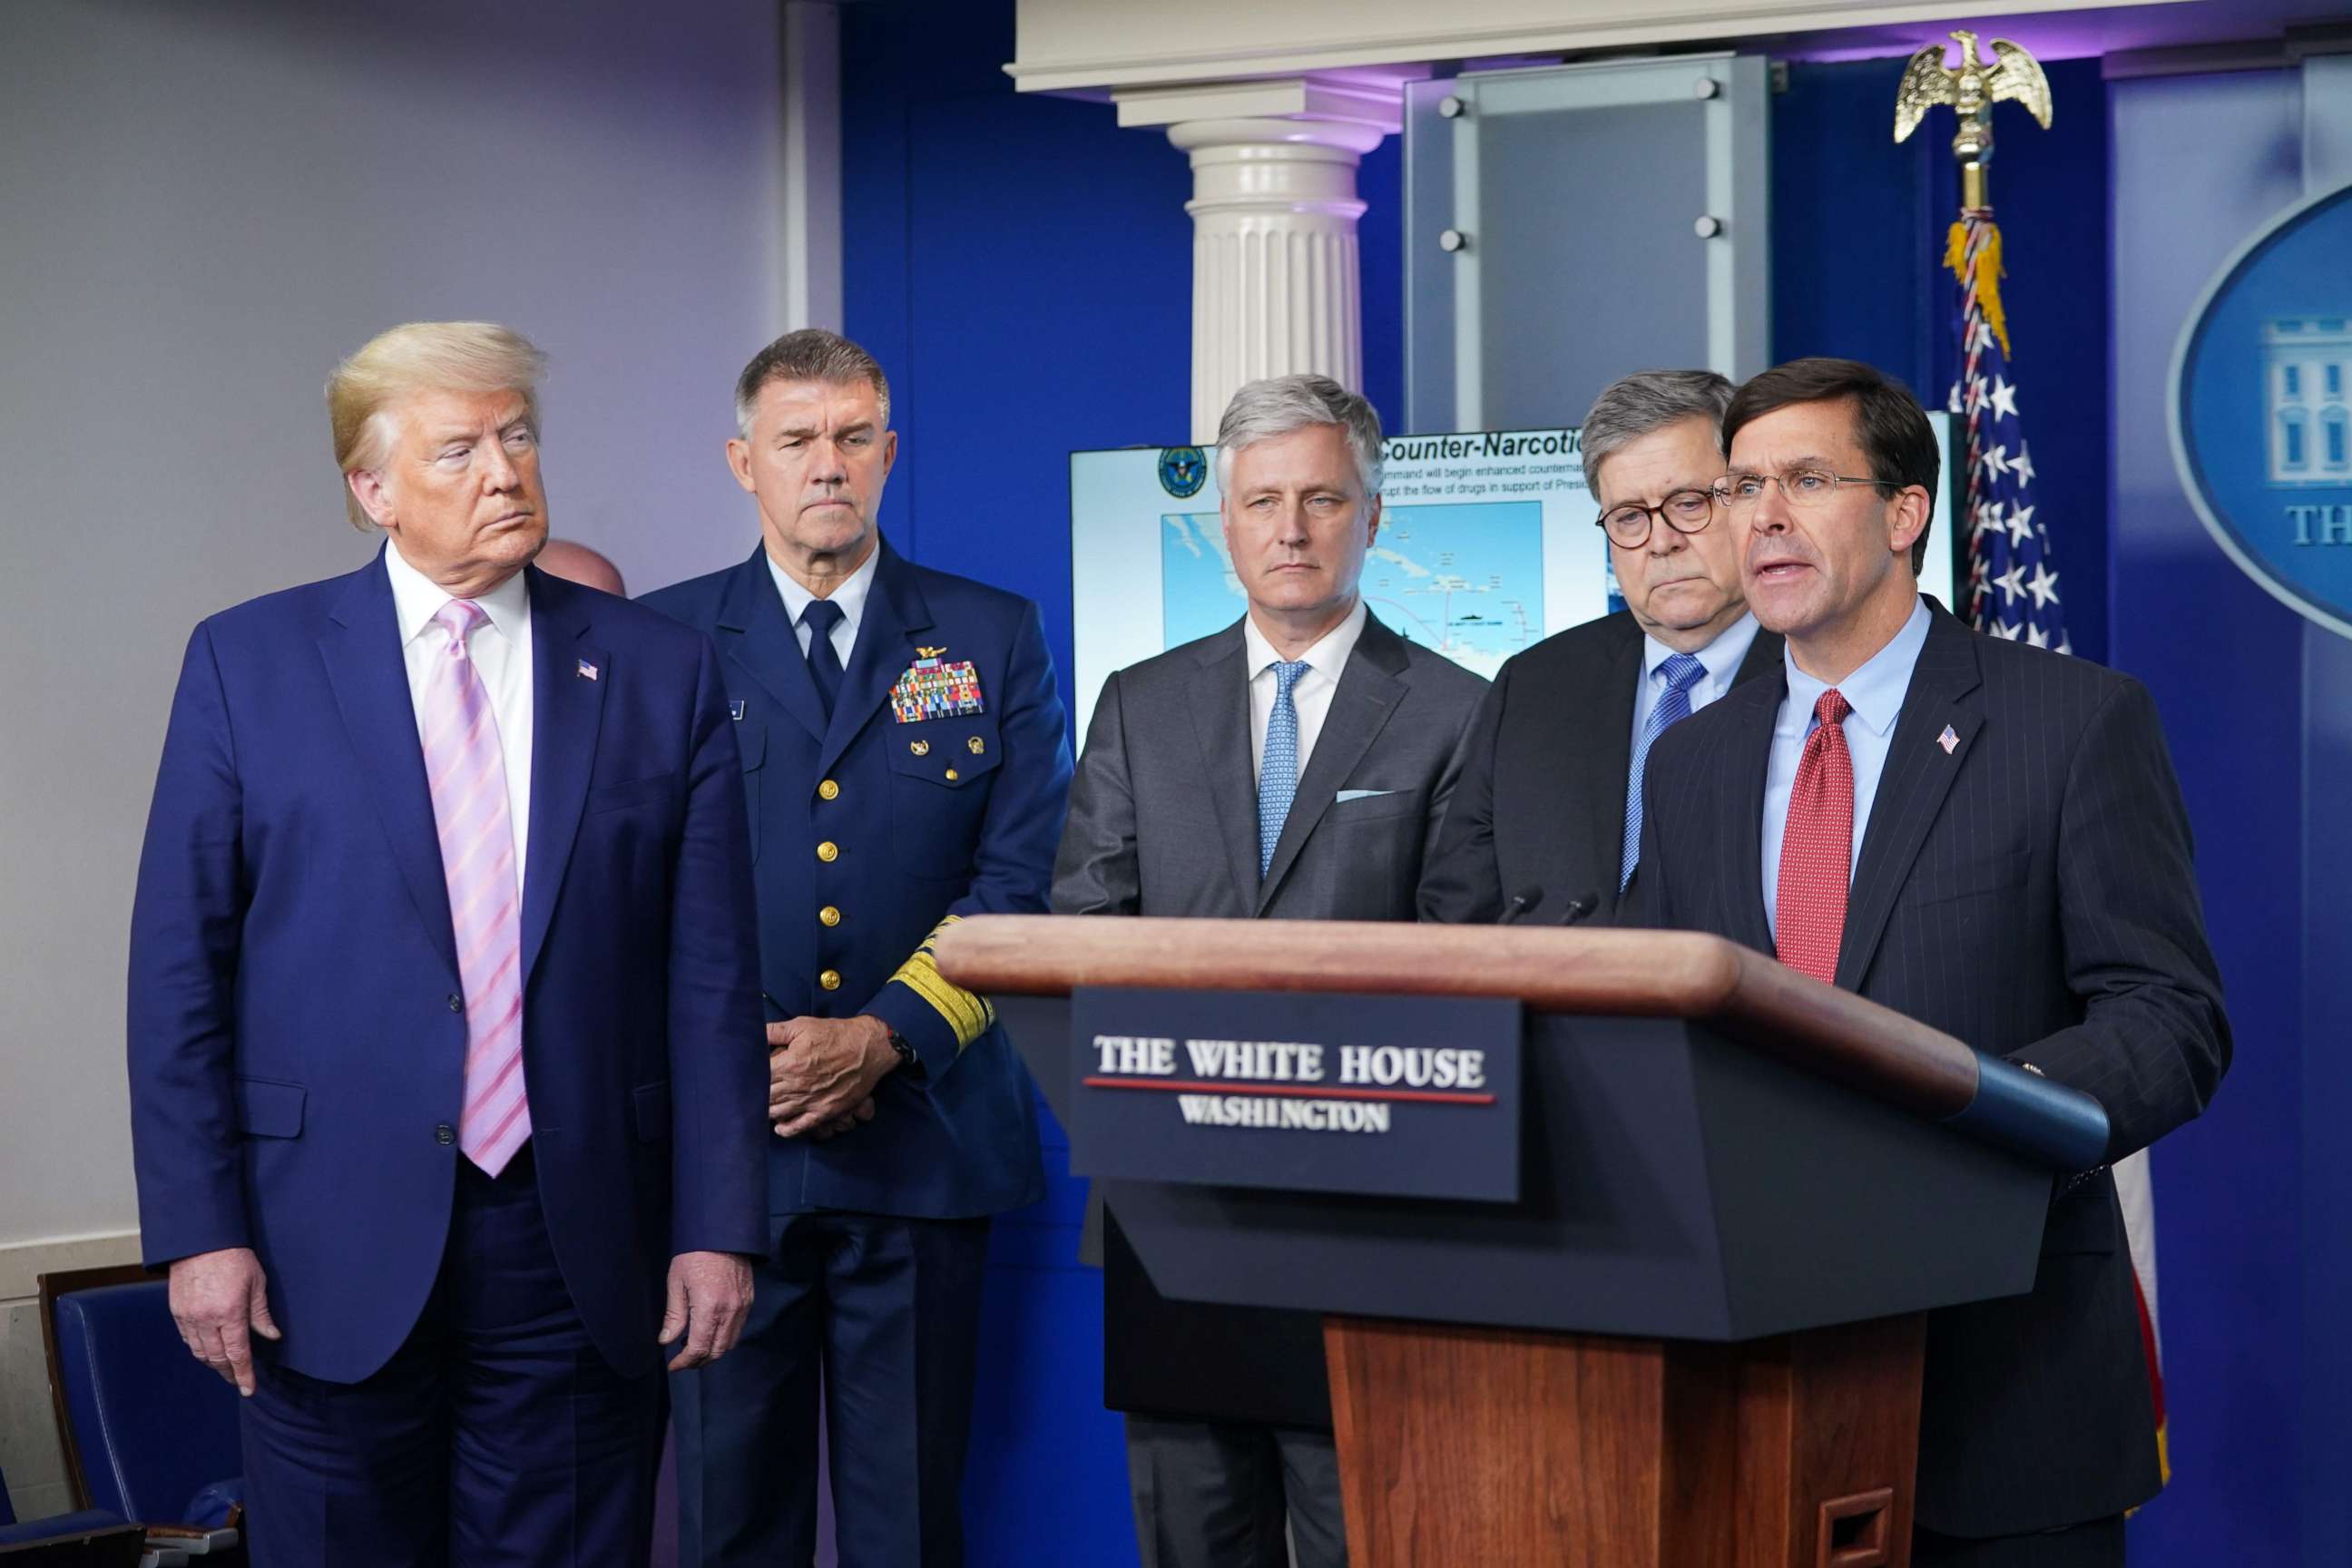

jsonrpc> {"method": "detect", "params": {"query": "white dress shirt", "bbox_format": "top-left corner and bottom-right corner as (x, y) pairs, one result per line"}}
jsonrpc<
(1242, 599), (1368, 782)
(384, 542), (534, 892)
(1629, 611), (1762, 755)
(767, 544), (879, 666)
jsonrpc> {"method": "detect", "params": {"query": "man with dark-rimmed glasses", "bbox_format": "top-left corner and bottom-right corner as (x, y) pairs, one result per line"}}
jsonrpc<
(1421, 368), (1781, 926)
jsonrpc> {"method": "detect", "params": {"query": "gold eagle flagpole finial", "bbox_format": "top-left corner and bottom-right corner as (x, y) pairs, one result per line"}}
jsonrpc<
(1893, 29), (2053, 211)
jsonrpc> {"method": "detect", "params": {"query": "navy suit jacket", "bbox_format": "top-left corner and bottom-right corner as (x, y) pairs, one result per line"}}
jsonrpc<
(128, 550), (769, 1384)
(1632, 605), (2230, 1536)
(640, 541), (1070, 1219)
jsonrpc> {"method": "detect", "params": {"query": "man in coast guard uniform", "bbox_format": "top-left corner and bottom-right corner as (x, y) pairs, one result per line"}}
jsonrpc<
(642, 329), (1072, 1566)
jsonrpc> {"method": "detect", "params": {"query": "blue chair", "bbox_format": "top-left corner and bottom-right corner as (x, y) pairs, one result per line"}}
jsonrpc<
(37, 1269), (242, 1531)
(0, 1454), (142, 1561)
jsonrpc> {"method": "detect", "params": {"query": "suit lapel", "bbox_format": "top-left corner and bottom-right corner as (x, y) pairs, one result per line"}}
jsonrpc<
(1576, 618), (1645, 920)
(519, 568), (606, 987)
(1719, 674), (1784, 955)
(1834, 610), (1984, 991)
(1732, 628), (1786, 688)
(716, 547), (828, 743)
(318, 552), (458, 981)
(1256, 615), (1410, 914)
(1185, 624), (1263, 912)
(1723, 628), (1792, 937)
(818, 543), (933, 781)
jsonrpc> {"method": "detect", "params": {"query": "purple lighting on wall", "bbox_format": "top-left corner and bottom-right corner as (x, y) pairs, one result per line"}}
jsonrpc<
(1771, 0), (2342, 64)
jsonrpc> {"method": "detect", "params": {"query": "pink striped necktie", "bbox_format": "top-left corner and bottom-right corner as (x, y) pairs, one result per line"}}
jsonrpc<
(423, 599), (530, 1175)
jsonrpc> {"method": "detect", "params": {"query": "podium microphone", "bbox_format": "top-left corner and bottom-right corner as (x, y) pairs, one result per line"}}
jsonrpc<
(1502, 888), (1598, 926)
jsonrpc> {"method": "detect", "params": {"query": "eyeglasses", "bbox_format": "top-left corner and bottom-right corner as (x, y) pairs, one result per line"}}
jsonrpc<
(1595, 488), (1719, 549)
(1711, 468), (1902, 511)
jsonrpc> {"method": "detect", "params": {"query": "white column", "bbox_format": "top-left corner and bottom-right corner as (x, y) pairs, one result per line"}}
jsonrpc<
(1116, 78), (1408, 442)
(779, 1), (842, 332)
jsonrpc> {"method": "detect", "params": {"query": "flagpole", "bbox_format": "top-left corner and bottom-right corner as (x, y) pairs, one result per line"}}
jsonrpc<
(1895, 34), (2170, 1489)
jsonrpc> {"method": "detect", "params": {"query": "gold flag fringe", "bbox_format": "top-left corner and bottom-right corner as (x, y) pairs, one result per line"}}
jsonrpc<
(1945, 218), (2011, 357)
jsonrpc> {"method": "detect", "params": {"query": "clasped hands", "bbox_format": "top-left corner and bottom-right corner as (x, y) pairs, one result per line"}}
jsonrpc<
(768, 1014), (900, 1140)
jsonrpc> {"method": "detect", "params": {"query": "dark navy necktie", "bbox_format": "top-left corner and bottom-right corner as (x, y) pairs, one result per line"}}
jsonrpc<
(1620, 652), (1708, 891)
(799, 598), (846, 719)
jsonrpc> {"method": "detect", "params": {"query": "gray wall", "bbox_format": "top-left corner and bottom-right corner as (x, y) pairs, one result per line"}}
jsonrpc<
(0, 0), (788, 1251)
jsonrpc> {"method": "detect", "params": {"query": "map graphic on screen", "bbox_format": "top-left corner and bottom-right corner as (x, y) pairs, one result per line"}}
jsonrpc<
(1358, 502), (1545, 679)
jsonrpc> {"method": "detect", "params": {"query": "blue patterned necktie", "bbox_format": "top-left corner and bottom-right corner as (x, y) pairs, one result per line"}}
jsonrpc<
(1620, 652), (1709, 891)
(1257, 660), (1311, 879)
(799, 598), (845, 719)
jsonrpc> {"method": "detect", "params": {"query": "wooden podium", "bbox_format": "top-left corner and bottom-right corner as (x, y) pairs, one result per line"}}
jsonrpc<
(936, 916), (2106, 1568)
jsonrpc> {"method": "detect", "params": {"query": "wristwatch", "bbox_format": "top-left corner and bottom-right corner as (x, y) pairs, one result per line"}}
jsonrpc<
(884, 1024), (922, 1079)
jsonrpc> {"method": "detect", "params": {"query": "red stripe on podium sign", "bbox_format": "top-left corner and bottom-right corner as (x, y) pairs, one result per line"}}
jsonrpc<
(1082, 1076), (1495, 1106)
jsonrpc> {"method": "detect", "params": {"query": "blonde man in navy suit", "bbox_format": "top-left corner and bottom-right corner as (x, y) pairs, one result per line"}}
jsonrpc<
(130, 322), (765, 1567)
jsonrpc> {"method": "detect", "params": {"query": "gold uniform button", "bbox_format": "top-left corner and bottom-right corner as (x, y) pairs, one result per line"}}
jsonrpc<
(967, 736), (985, 754)
(819, 905), (842, 927)
(910, 739), (931, 757)
(816, 840), (839, 863)
(818, 969), (842, 992)
(945, 768), (960, 781)
(818, 779), (840, 801)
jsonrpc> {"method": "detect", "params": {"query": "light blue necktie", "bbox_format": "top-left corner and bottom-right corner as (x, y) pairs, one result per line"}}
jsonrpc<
(1258, 660), (1310, 879)
(1620, 652), (1708, 891)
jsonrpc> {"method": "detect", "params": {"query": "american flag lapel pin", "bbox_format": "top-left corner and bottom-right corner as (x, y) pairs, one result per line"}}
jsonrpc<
(1937, 723), (1959, 755)
(577, 658), (600, 681)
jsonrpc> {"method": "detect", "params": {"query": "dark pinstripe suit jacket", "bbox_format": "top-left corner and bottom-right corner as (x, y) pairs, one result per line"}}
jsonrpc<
(1631, 603), (2230, 1538)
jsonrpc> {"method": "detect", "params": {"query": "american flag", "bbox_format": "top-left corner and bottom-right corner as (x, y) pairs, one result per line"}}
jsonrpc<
(1950, 212), (2069, 654)
(1950, 205), (2171, 1485)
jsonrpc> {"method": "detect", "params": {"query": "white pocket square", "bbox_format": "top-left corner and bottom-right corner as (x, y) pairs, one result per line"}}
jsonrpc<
(1335, 789), (1397, 803)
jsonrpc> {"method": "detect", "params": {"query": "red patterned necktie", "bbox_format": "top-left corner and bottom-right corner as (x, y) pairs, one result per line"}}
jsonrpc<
(423, 600), (530, 1174)
(1775, 688), (1854, 985)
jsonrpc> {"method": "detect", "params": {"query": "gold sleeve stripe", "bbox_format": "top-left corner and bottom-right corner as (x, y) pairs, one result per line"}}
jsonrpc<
(889, 916), (995, 1050)
(896, 956), (990, 1046)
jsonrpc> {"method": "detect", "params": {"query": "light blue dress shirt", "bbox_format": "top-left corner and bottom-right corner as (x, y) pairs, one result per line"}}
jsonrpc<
(1761, 595), (1934, 942)
(1629, 612), (1762, 755)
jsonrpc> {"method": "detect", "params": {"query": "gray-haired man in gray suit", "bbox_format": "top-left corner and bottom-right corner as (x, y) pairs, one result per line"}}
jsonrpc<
(1054, 374), (1487, 1568)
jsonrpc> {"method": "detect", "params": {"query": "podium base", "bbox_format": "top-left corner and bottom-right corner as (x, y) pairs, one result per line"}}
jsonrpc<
(1326, 1312), (1925, 1568)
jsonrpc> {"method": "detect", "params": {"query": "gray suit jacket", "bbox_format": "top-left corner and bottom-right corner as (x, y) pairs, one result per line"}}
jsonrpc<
(1052, 610), (1487, 1427)
(1054, 612), (1488, 923)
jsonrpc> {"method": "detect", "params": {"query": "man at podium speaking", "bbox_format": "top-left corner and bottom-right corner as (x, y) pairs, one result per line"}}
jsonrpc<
(1630, 358), (2230, 1568)
(1053, 373), (1487, 1568)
